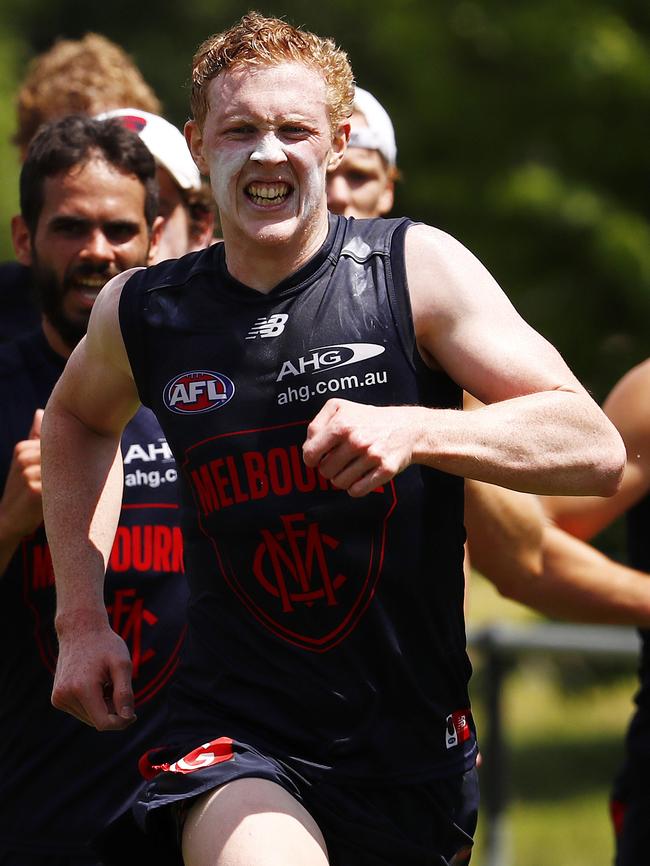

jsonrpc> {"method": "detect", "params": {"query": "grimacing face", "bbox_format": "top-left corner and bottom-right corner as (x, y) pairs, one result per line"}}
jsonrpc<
(12, 157), (153, 350)
(185, 61), (348, 252)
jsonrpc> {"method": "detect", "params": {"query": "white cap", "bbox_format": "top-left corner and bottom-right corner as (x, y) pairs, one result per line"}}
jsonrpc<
(95, 108), (201, 191)
(349, 86), (397, 167)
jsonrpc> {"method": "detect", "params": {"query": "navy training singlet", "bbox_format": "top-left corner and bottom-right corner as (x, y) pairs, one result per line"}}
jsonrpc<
(119, 214), (476, 783)
(0, 262), (40, 343)
(622, 494), (650, 764)
(0, 329), (188, 857)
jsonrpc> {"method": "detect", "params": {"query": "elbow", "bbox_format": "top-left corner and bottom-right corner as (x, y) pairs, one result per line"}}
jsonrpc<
(590, 430), (627, 498)
(565, 418), (626, 498)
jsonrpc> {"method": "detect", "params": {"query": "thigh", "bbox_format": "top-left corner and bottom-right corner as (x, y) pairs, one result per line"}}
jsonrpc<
(182, 777), (329, 866)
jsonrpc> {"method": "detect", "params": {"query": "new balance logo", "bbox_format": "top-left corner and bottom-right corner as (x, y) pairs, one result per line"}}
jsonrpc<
(246, 314), (289, 340)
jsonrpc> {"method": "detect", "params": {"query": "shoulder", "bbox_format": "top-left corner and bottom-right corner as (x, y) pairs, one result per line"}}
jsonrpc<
(124, 247), (215, 295)
(603, 359), (650, 447)
(0, 262), (40, 340)
(92, 268), (145, 327)
(0, 330), (46, 379)
(404, 223), (509, 334)
(606, 358), (650, 405)
(0, 261), (31, 293)
(404, 223), (494, 290)
(338, 215), (413, 258)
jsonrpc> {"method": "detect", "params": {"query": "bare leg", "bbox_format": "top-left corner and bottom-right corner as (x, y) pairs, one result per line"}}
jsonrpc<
(182, 777), (330, 866)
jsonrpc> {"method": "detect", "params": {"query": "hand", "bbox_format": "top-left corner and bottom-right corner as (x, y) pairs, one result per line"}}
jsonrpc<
(0, 409), (44, 541)
(302, 399), (422, 497)
(52, 610), (137, 731)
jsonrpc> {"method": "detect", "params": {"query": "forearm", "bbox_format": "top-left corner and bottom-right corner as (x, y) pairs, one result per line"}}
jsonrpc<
(414, 390), (624, 496)
(512, 526), (650, 625)
(465, 480), (544, 592)
(41, 401), (123, 622)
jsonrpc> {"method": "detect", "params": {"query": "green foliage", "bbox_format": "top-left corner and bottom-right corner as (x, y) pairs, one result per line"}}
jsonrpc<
(1, 0), (649, 398)
(0, 13), (27, 260)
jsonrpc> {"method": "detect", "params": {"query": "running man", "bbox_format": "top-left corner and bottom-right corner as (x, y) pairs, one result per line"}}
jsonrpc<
(41, 13), (625, 866)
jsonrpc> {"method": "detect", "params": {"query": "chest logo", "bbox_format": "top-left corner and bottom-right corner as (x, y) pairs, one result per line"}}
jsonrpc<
(163, 371), (235, 415)
(276, 343), (385, 382)
(246, 313), (289, 340)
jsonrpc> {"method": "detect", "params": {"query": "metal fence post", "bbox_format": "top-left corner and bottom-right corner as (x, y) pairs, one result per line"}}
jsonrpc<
(466, 622), (639, 866)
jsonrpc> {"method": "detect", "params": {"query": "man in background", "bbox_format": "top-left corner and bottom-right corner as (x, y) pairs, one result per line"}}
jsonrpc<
(1, 33), (215, 342)
(0, 114), (188, 866)
(326, 85), (398, 219)
(96, 108), (214, 261)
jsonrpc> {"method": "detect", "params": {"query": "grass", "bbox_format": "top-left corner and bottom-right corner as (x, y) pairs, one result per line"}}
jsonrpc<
(466, 572), (638, 866)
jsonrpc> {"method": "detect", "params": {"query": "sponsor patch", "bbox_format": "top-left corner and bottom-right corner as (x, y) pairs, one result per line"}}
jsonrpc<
(163, 370), (235, 415)
(139, 737), (235, 779)
(276, 343), (385, 381)
(445, 709), (472, 749)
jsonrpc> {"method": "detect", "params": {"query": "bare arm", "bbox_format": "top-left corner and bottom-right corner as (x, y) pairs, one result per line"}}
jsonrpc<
(466, 479), (650, 625)
(469, 362), (650, 624)
(303, 225), (625, 497)
(42, 270), (142, 731)
(542, 359), (650, 540)
(465, 478), (544, 595)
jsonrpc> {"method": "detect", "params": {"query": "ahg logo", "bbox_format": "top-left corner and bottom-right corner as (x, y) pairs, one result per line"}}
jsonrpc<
(276, 343), (385, 382)
(163, 371), (235, 415)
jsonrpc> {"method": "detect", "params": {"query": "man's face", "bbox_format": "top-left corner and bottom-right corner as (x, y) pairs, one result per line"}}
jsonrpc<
(326, 111), (394, 219)
(13, 157), (152, 349)
(153, 166), (192, 263)
(186, 61), (347, 250)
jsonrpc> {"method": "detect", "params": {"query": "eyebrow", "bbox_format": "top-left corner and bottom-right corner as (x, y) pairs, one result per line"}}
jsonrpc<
(48, 215), (141, 233)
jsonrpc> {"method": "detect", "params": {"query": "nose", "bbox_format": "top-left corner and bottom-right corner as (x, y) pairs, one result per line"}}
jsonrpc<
(79, 228), (114, 264)
(326, 174), (351, 215)
(250, 133), (287, 165)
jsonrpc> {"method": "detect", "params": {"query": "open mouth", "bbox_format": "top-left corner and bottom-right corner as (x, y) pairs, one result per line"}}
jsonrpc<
(66, 276), (110, 304)
(245, 181), (292, 207)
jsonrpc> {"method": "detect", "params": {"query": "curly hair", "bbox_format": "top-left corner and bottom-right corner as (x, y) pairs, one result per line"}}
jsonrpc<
(14, 33), (161, 154)
(191, 12), (354, 133)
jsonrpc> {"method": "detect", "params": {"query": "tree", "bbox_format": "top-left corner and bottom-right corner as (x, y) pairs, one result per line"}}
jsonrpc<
(2, 0), (650, 400)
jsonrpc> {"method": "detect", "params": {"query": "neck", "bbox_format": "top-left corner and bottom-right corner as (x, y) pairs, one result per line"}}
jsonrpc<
(41, 317), (74, 359)
(221, 212), (330, 293)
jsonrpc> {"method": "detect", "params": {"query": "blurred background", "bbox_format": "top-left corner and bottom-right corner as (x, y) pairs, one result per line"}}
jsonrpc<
(1, 1), (648, 863)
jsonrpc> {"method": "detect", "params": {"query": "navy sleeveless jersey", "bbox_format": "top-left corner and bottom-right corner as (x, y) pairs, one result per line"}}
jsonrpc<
(0, 261), (40, 343)
(0, 329), (188, 857)
(119, 214), (476, 782)
(624, 494), (650, 762)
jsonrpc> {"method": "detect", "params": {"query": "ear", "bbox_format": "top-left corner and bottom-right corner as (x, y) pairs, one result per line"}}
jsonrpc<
(11, 215), (33, 266)
(377, 181), (395, 216)
(147, 215), (165, 265)
(184, 120), (210, 176)
(327, 121), (350, 172)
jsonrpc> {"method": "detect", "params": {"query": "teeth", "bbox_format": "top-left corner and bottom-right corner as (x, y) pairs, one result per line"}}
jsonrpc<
(247, 183), (290, 203)
(74, 281), (105, 291)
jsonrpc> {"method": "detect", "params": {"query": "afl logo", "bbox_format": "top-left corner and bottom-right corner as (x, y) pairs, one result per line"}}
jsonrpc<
(163, 370), (235, 415)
